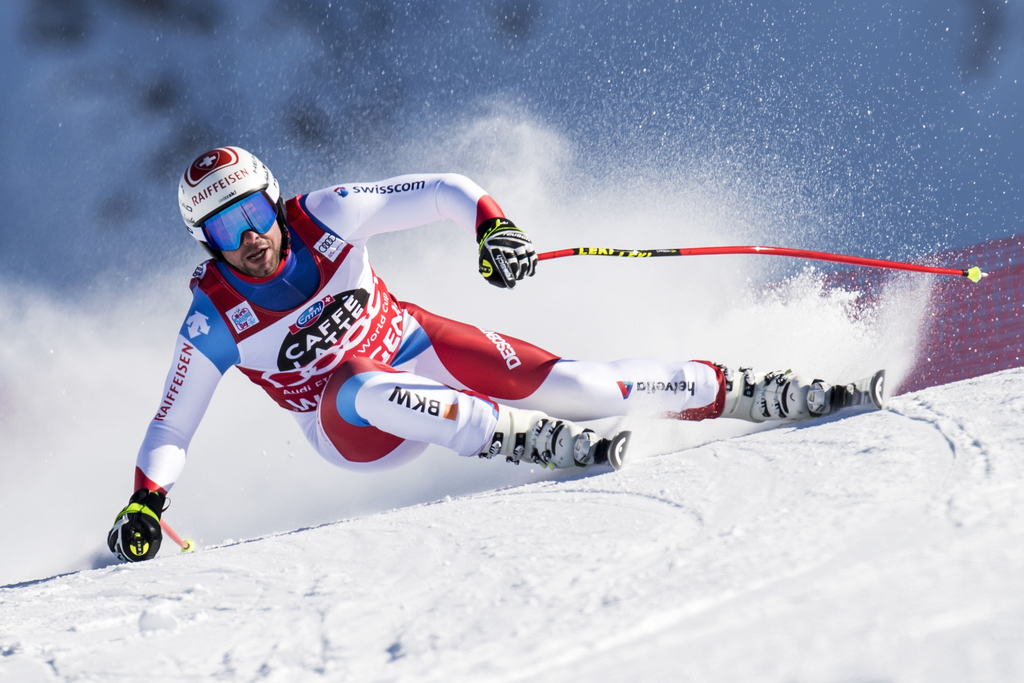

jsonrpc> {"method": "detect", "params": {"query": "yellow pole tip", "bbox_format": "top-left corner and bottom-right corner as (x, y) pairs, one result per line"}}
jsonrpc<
(966, 267), (986, 283)
(181, 540), (196, 553)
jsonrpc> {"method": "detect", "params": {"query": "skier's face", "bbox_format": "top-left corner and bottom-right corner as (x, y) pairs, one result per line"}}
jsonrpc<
(221, 220), (284, 278)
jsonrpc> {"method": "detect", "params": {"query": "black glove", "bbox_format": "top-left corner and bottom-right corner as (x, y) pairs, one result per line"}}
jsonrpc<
(476, 218), (537, 289)
(107, 488), (166, 562)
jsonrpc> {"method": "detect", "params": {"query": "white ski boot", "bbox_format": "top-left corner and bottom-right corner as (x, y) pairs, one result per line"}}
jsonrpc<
(479, 406), (632, 469)
(720, 367), (886, 423)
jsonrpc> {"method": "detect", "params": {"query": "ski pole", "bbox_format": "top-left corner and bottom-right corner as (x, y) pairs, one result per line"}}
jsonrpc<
(160, 519), (196, 553)
(537, 246), (987, 282)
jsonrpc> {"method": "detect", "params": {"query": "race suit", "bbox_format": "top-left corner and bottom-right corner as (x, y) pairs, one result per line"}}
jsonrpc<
(135, 174), (725, 493)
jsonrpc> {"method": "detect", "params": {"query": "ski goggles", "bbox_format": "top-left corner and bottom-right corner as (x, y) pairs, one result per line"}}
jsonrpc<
(200, 192), (278, 252)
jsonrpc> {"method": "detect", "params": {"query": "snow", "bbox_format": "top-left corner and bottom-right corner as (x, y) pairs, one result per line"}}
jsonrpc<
(4, 369), (1024, 682)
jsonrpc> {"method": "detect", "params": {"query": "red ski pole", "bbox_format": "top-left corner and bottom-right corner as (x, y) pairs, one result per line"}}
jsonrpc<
(537, 246), (987, 282)
(160, 519), (196, 553)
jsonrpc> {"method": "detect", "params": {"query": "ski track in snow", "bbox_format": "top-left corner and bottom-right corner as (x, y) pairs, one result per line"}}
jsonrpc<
(3, 371), (1024, 682)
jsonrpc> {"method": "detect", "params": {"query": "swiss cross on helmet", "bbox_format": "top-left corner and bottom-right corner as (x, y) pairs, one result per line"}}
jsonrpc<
(177, 146), (285, 248)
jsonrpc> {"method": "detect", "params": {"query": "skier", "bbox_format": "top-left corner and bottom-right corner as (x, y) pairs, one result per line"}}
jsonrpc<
(108, 147), (884, 562)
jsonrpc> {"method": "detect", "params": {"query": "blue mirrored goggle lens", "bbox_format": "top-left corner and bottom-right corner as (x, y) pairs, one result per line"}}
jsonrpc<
(201, 193), (277, 251)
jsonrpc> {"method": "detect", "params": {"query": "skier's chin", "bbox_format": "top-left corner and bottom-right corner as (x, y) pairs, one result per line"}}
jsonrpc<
(236, 248), (278, 278)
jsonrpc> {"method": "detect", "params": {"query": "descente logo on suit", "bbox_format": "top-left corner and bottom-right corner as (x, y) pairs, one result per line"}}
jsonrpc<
(480, 329), (521, 369)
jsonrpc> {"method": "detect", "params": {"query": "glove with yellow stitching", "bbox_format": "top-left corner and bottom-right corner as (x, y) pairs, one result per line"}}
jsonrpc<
(107, 488), (165, 562)
(477, 218), (537, 289)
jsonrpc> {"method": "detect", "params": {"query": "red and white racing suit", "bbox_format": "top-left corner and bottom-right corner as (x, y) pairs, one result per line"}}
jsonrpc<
(135, 174), (725, 493)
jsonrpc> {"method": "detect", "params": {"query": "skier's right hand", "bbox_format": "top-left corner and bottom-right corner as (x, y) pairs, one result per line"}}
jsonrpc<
(107, 488), (166, 562)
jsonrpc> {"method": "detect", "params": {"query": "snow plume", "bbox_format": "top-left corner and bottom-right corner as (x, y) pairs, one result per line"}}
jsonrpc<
(376, 113), (930, 455)
(0, 115), (930, 585)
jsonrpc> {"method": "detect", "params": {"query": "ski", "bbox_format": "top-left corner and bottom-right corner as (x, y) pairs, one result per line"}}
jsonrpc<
(594, 430), (632, 470)
(828, 369), (887, 412)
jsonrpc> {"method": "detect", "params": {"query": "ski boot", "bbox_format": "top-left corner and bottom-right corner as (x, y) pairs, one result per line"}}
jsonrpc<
(480, 406), (632, 470)
(720, 366), (886, 423)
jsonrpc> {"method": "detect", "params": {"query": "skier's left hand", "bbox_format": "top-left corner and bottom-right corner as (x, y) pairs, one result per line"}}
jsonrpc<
(107, 489), (166, 562)
(477, 218), (537, 289)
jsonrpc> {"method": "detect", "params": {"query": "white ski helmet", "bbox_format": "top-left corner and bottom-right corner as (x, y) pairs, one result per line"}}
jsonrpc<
(177, 146), (283, 246)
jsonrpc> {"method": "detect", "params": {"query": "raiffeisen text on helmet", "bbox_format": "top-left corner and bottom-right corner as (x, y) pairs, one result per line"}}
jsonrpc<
(178, 146), (279, 242)
(191, 168), (251, 208)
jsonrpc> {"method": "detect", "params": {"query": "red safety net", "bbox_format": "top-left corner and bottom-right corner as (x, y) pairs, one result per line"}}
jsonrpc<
(901, 235), (1024, 393)
(823, 235), (1024, 394)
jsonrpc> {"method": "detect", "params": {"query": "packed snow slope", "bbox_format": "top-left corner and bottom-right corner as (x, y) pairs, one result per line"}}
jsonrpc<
(4, 369), (1024, 682)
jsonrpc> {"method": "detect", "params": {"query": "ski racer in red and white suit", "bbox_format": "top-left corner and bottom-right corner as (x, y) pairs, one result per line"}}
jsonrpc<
(109, 146), (843, 563)
(136, 173), (724, 493)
